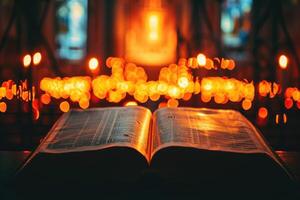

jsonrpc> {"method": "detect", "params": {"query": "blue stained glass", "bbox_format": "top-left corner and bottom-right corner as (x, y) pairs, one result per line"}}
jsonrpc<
(56, 0), (88, 61)
(221, 0), (253, 48)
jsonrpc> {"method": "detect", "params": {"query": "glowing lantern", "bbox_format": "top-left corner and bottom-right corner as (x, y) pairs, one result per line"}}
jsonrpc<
(258, 107), (268, 119)
(0, 102), (7, 112)
(197, 53), (206, 67)
(60, 101), (70, 112)
(23, 54), (31, 68)
(33, 52), (42, 65)
(88, 57), (99, 71)
(278, 54), (288, 69)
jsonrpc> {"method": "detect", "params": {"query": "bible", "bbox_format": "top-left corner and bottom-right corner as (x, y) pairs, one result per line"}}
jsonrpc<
(17, 106), (293, 186)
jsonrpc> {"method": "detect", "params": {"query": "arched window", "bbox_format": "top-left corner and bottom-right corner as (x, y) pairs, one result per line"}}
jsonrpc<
(55, 0), (88, 61)
(221, 0), (252, 48)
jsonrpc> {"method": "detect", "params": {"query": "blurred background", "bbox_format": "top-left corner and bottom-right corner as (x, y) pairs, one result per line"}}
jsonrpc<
(0, 0), (299, 151)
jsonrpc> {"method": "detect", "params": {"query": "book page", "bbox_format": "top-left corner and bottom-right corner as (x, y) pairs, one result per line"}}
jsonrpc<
(151, 107), (272, 156)
(40, 106), (152, 158)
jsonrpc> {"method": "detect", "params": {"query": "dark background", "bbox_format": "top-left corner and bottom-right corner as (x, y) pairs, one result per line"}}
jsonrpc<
(0, 0), (299, 151)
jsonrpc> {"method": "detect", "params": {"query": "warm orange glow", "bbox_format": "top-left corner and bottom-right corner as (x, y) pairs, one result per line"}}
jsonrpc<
(148, 13), (160, 41)
(33, 52), (42, 65)
(40, 77), (91, 103)
(278, 54), (288, 69)
(6, 90), (13, 100)
(178, 76), (189, 88)
(60, 101), (70, 112)
(0, 87), (6, 97)
(197, 53), (206, 66)
(284, 98), (293, 109)
(292, 89), (300, 101)
(125, 9), (177, 66)
(201, 93), (211, 103)
(167, 98), (179, 107)
(124, 101), (138, 106)
(270, 82), (280, 98)
(258, 107), (268, 119)
(40, 93), (51, 105)
(283, 113), (287, 124)
(242, 99), (252, 110)
(297, 101), (300, 109)
(79, 98), (89, 109)
(23, 54), (31, 68)
(258, 80), (271, 97)
(0, 102), (7, 112)
(275, 114), (279, 124)
(88, 57), (99, 71)
(158, 102), (167, 108)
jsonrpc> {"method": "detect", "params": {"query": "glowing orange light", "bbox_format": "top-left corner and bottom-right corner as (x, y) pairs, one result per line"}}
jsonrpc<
(0, 87), (6, 97)
(292, 90), (300, 101)
(40, 93), (51, 105)
(278, 54), (288, 69)
(167, 98), (179, 108)
(88, 57), (99, 71)
(6, 90), (13, 100)
(285, 87), (295, 98)
(79, 98), (89, 109)
(23, 54), (31, 68)
(0, 102), (7, 112)
(242, 99), (252, 110)
(158, 102), (167, 108)
(178, 77), (189, 88)
(197, 53), (206, 67)
(283, 113), (287, 124)
(60, 101), (70, 113)
(148, 13), (160, 41)
(33, 52), (42, 65)
(258, 107), (268, 119)
(284, 98), (293, 109)
(275, 114), (279, 124)
(124, 101), (138, 106)
(201, 94), (211, 103)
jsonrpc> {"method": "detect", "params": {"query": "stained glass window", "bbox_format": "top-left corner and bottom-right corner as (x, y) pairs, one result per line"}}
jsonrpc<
(221, 0), (252, 48)
(55, 0), (88, 61)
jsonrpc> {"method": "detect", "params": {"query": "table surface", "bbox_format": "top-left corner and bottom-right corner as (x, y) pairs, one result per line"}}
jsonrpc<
(1, 150), (300, 180)
(1, 150), (300, 199)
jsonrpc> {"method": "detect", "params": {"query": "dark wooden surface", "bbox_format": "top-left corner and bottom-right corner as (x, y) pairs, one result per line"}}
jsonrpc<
(1, 150), (300, 199)
(1, 151), (300, 180)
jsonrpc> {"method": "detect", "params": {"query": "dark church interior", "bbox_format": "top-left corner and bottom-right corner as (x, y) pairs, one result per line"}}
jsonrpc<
(0, 0), (300, 199)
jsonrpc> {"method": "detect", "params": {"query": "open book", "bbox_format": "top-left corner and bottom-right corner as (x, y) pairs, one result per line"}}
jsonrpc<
(18, 106), (292, 186)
